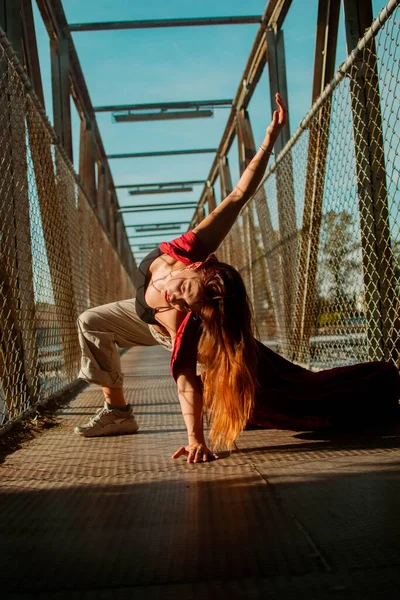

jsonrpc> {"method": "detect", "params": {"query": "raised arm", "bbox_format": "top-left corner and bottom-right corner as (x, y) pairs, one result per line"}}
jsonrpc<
(193, 93), (287, 254)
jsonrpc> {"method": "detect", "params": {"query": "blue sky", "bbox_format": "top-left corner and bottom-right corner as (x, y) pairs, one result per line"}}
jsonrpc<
(32, 0), (386, 260)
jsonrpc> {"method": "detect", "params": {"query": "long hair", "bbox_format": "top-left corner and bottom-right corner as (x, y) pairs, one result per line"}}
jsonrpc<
(197, 261), (259, 450)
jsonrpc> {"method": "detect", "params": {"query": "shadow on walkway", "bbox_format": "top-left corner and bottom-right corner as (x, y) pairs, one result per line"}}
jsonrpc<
(1, 346), (400, 599)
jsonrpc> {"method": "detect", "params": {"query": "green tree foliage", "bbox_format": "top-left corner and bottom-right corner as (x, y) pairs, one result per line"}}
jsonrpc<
(318, 210), (360, 301)
(393, 240), (400, 294)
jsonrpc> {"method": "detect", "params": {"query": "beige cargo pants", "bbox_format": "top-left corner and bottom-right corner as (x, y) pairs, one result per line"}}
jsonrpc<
(77, 299), (172, 388)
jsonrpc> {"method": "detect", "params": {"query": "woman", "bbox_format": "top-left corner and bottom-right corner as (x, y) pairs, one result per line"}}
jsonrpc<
(76, 94), (399, 462)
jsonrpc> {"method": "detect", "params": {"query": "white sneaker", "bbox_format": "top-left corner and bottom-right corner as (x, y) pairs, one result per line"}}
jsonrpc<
(74, 403), (139, 437)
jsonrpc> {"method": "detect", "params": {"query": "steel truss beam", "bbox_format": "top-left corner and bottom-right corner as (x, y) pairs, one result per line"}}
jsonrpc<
(129, 233), (180, 239)
(129, 188), (193, 196)
(133, 244), (160, 251)
(113, 110), (213, 122)
(236, 109), (279, 336)
(102, 99), (232, 124)
(266, 26), (297, 348)
(115, 181), (205, 189)
(119, 204), (198, 213)
(69, 16), (263, 32)
(120, 202), (197, 209)
(343, 0), (396, 360)
(189, 0), (293, 226)
(50, 35), (72, 160)
(292, 0), (340, 363)
(125, 222), (189, 231)
(108, 149), (216, 159)
(94, 100), (232, 112)
(217, 156), (234, 264)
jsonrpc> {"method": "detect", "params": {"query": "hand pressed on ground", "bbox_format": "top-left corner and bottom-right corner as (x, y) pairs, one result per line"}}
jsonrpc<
(172, 442), (219, 464)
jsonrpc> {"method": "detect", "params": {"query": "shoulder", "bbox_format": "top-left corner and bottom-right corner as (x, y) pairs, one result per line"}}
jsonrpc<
(154, 307), (187, 341)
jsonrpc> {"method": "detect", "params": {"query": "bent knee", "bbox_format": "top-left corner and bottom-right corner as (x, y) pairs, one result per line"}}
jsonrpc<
(77, 309), (99, 331)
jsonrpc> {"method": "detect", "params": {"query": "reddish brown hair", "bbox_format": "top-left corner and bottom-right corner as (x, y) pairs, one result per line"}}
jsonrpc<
(197, 261), (259, 450)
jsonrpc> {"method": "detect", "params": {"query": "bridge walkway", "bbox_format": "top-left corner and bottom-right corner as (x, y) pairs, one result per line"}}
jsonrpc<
(1, 346), (400, 599)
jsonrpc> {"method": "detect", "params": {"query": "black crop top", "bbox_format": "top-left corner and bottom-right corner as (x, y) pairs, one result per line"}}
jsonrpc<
(135, 247), (164, 325)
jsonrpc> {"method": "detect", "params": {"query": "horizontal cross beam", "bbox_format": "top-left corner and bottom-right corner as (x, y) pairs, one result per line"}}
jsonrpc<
(115, 181), (205, 189)
(133, 244), (160, 251)
(121, 202), (199, 210)
(125, 221), (189, 230)
(128, 187), (193, 196)
(94, 100), (232, 112)
(107, 149), (217, 159)
(69, 16), (263, 32)
(113, 110), (213, 122)
(128, 233), (177, 239)
(119, 204), (198, 213)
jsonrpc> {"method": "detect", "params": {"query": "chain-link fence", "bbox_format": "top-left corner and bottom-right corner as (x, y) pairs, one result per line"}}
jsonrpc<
(221, 0), (400, 370)
(1, 2), (399, 430)
(0, 29), (136, 428)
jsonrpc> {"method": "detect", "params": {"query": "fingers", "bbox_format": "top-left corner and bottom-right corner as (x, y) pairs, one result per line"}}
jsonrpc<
(275, 93), (287, 125)
(186, 446), (197, 463)
(275, 92), (287, 111)
(173, 444), (219, 463)
(172, 446), (187, 459)
(200, 450), (219, 462)
(186, 443), (206, 463)
(191, 446), (203, 464)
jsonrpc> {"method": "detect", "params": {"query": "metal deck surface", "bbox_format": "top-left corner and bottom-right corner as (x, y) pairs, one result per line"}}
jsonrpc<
(1, 346), (400, 599)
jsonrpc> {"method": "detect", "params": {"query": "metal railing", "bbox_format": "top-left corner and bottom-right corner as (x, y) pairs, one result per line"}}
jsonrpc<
(219, 0), (400, 370)
(0, 1), (399, 431)
(0, 28), (136, 428)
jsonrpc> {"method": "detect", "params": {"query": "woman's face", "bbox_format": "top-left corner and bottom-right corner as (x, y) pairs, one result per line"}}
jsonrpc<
(163, 269), (204, 313)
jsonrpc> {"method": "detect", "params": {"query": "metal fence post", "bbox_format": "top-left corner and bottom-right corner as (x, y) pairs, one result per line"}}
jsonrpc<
(50, 36), (73, 162)
(236, 109), (280, 341)
(265, 27), (298, 352)
(79, 119), (97, 205)
(236, 110), (256, 307)
(207, 184), (217, 214)
(343, 0), (396, 361)
(292, 0), (340, 363)
(97, 163), (110, 234)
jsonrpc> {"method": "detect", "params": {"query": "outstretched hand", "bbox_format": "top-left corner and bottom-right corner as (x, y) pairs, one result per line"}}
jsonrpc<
(266, 92), (287, 141)
(172, 442), (219, 464)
